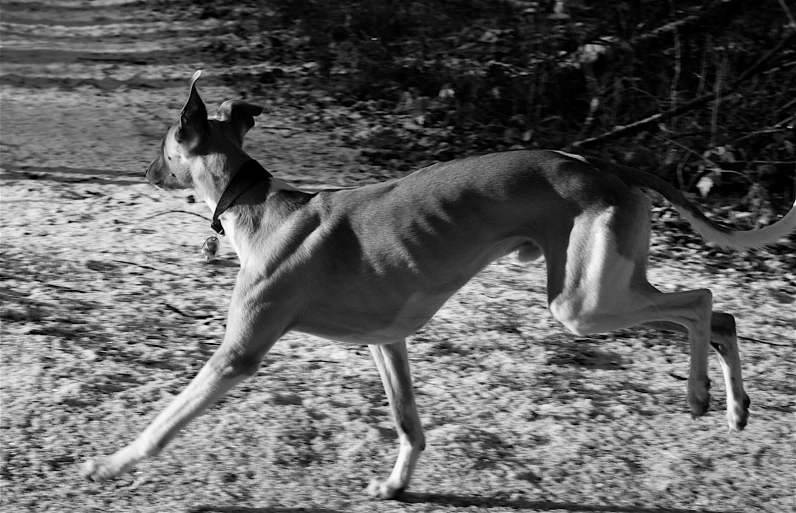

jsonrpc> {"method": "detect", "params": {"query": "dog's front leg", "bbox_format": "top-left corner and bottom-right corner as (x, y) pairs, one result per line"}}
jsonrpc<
(84, 274), (282, 481)
(83, 353), (254, 480)
(366, 340), (426, 500)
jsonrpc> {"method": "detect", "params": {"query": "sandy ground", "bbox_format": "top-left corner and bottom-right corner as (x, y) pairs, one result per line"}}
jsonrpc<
(1, 1), (795, 512)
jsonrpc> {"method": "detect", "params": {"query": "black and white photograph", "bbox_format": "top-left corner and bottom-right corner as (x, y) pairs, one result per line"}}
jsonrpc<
(1, 1), (794, 511)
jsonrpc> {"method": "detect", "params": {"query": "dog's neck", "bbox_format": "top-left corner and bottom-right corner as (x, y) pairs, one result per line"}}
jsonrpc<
(208, 159), (272, 236)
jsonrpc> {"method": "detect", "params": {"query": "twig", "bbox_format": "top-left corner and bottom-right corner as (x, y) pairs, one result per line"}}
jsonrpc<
(775, 97), (796, 115)
(710, 51), (725, 149)
(137, 210), (209, 224)
(655, 133), (713, 167)
(777, 0), (796, 31)
(739, 335), (793, 347)
(257, 125), (309, 138)
(734, 29), (795, 85)
(577, 97), (600, 141)
(697, 34), (710, 97)
(258, 125), (299, 131)
(632, 0), (746, 52)
(112, 259), (180, 276)
(655, 133), (755, 190)
(279, 129), (311, 139)
(571, 92), (719, 149)
(670, 24), (681, 133)
(165, 303), (194, 318)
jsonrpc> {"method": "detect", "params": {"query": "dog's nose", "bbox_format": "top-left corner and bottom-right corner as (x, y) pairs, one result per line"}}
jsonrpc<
(144, 159), (158, 179)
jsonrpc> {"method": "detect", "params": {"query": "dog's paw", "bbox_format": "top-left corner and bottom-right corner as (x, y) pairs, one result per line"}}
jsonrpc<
(687, 378), (710, 418)
(83, 457), (128, 482)
(366, 478), (405, 500)
(727, 392), (750, 432)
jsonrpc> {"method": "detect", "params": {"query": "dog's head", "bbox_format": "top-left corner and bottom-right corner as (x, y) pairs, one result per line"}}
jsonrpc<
(145, 70), (264, 196)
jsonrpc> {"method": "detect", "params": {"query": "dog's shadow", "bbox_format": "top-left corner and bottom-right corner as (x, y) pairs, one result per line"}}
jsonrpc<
(400, 493), (731, 512)
(188, 507), (340, 513)
(189, 493), (730, 513)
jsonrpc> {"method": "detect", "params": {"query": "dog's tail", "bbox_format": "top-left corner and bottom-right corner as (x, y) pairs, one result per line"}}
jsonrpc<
(597, 159), (796, 251)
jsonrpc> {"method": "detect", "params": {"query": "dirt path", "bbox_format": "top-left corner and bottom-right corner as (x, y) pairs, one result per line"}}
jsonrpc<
(1, 2), (794, 512)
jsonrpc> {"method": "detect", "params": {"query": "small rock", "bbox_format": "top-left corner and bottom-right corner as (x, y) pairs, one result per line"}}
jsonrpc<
(53, 382), (84, 405)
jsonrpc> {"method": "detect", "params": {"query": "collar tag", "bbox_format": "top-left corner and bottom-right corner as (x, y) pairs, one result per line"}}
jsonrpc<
(210, 219), (225, 236)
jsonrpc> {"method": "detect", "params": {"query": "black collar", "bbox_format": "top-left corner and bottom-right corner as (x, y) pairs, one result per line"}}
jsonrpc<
(211, 159), (272, 236)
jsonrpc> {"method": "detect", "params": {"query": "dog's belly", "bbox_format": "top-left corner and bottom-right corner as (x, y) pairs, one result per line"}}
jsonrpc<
(294, 236), (531, 345)
(296, 290), (453, 344)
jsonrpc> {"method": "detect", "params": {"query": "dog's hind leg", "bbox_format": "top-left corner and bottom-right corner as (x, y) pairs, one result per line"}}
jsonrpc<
(366, 339), (426, 500)
(544, 192), (749, 429)
(645, 313), (750, 431)
(707, 312), (750, 431)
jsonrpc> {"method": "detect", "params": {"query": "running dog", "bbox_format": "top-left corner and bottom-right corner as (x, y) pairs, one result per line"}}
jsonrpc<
(84, 71), (796, 499)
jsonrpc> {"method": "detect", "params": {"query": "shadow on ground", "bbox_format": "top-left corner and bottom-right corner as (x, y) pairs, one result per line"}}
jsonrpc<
(189, 507), (341, 513)
(189, 493), (736, 513)
(400, 492), (735, 512)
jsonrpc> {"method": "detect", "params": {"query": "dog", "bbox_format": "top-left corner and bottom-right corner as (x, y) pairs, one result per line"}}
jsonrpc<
(84, 70), (796, 499)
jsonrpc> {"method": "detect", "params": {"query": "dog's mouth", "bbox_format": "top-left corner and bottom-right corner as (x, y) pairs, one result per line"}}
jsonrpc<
(145, 157), (180, 190)
(144, 158), (159, 182)
(148, 176), (182, 191)
(144, 173), (167, 190)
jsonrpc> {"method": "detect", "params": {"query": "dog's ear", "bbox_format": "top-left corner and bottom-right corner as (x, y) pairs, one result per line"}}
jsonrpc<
(216, 100), (264, 145)
(177, 70), (209, 150)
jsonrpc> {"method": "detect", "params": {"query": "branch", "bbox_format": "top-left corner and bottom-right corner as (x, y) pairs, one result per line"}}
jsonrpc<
(632, 0), (747, 53)
(570, 92), (720, 149)
(570, 30), (796, 150)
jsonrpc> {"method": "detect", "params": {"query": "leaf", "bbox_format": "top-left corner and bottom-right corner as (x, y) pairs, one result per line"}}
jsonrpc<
(479, 30), (500, 43)
(438, 84), (455, 99)
(696, 175), (714, 198)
